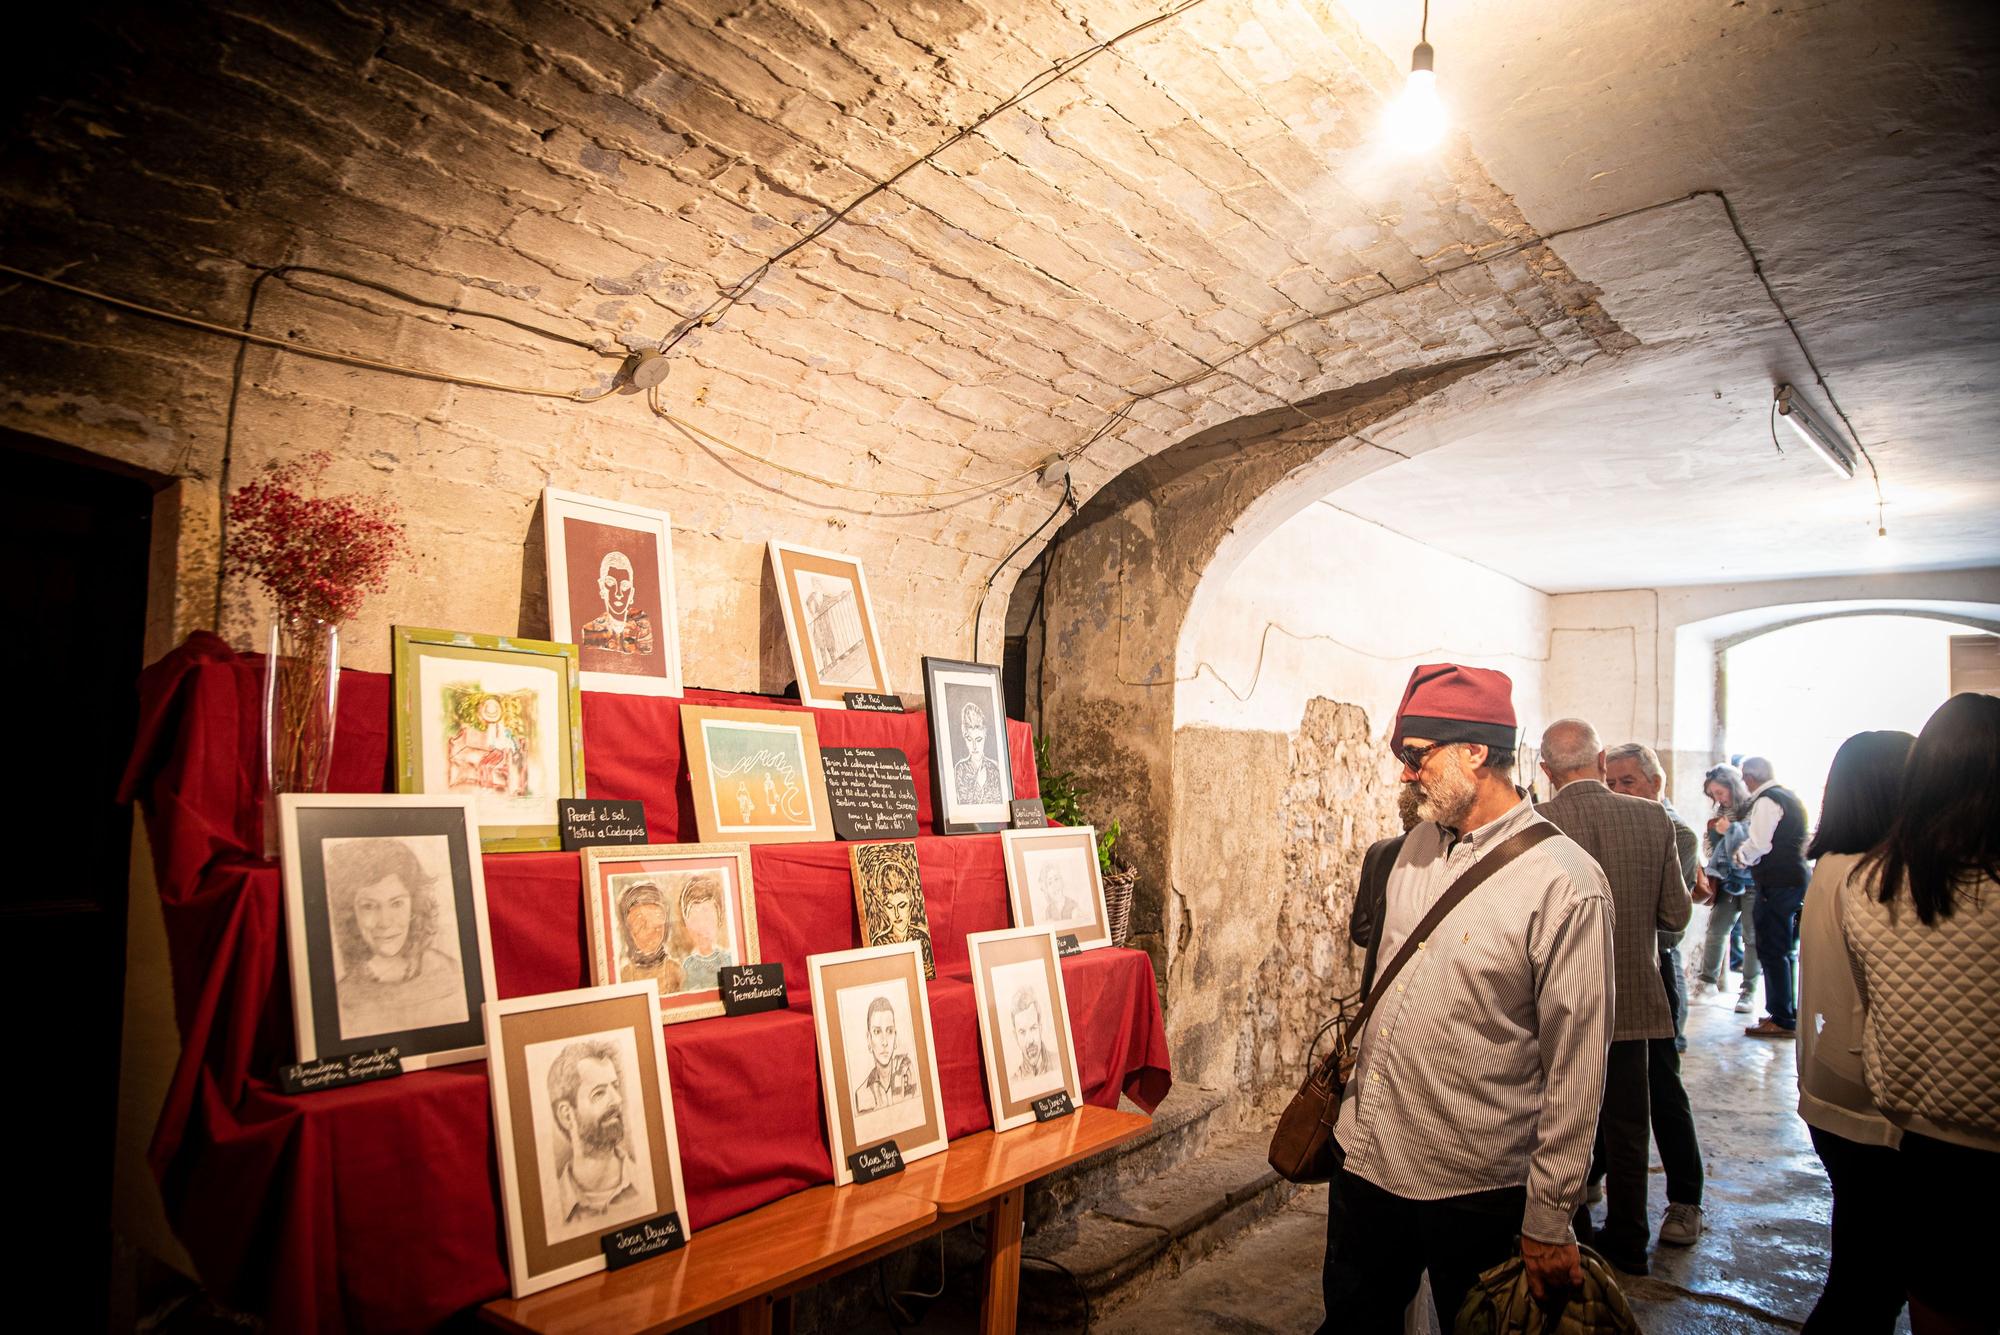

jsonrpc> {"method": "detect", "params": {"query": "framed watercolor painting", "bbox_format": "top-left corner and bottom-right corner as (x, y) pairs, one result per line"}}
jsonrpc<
(278, 793), (498, 1070)
(680, 704), (835, 844)
(1000, 825), (1113, 950)
(542, 486), (684, 697)
(921, 656), (1014, 834)
(807, 940), (947, 1185)
(769, 541), (890, 709)
(967, 927), (1083, 1132)
(486, 981), (691, 1298)
(580, 842), (758, 1024)
(849, 840), (934, 979)
(391, 626), (585, 852)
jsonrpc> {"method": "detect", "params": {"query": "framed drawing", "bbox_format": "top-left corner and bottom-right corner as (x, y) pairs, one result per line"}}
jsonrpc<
(807, 940), (947, 1184)
(278, 793), (497, 1070)
(680, 704), (835, 844)
(769, 541), (891, 708)
(542, 486), (683, 698)
(580, 842), (758, 1023)
(487, 981), (691, 1298)
(967, 927), (1083, 1131)
(391, 626), (585, 852)
(921, 656), (1014, 834)
(849, 841), (934, 979)
(1001, 825), (1113, 950)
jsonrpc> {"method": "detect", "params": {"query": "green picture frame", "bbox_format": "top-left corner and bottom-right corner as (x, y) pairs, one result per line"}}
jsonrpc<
(391, 626), (586, 852)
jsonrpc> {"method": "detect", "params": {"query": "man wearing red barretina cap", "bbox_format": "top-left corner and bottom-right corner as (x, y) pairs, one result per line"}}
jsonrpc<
(1321, 664), (1615, 1332)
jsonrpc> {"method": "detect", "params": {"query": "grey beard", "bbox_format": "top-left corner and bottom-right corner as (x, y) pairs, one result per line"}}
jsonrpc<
(1416, 762), (1477, 829)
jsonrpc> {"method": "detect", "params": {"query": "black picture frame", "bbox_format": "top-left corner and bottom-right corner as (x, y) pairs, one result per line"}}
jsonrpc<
(921, 656), (1015, 835)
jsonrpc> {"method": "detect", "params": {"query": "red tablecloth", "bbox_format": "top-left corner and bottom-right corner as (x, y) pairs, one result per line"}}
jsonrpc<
(124, 634), (1171, 1332)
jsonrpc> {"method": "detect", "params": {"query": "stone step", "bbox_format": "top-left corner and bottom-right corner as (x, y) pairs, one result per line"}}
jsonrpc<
(1025, 1085), (1229, 1233)
(1019, 1118), (1297, 1326)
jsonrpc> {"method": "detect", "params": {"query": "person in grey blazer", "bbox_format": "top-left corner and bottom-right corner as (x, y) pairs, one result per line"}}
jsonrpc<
(1537, 718), (1693, 1275)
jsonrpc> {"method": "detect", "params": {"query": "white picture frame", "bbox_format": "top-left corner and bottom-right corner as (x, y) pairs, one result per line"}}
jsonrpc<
(1000, 825), (1113, 950)
(807, 940), (948, 1184)
(769, 540), (891, 708)
(967, 927), (1084, 1132)
(486, 981), (692, 1298)
(543, 486), (684, 697)
(278, 792), (499, 1070)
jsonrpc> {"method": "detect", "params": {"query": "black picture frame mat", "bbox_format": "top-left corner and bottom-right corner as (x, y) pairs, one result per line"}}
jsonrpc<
(296, 802), (487, 1061)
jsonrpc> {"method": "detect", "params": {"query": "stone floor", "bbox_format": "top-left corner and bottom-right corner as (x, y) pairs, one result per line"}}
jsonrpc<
(1092, 978), (1901, 1335)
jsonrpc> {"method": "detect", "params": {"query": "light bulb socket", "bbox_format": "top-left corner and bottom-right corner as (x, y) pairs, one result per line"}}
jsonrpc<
(1411, 41), (1434, 74)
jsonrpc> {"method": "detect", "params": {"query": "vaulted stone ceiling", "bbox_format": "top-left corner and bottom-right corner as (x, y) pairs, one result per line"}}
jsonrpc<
(1, 1), (1984, 674)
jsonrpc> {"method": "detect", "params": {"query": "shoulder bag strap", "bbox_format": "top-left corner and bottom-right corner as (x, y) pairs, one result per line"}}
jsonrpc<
(1345, 822), (1561, 1041)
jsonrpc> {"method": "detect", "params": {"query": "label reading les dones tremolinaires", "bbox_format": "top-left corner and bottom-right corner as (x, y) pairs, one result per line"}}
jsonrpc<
(277, 1046), (403, 1095)
(848, 1140), (905, 1183)
(601, 1212), (686, 1270)
(719, 963), (789, 1016)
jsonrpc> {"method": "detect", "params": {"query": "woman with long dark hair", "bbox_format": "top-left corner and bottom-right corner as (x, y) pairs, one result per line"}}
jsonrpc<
(1796, 730), (1913, 1334)
(1841, 693), (2000, 1335)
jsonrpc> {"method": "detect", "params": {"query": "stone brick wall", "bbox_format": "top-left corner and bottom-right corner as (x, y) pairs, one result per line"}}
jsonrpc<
(5, 0), (1626, 680)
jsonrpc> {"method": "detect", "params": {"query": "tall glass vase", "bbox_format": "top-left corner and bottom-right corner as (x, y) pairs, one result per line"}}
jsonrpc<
(263, 612), (341, 858)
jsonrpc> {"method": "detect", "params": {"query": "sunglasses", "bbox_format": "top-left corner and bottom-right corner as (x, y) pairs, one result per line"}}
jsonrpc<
(1394, 741), (1448, 771)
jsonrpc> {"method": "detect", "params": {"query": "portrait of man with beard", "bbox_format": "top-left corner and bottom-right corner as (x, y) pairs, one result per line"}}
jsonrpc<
(544, 1037), (649, 1239)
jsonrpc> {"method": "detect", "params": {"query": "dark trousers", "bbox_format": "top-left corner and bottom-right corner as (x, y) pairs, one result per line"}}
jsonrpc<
(1648, 1036), (1703, 1206)
(1322, 1171), (1524, 1333)
(1803, 1125), (1907, 1334)
(1578, 1039), (1651, 1261)
(1660, 945), (1688, 1052)
(1901, 1131), (2000, 1323)
(1752, 880), (1806, 1028)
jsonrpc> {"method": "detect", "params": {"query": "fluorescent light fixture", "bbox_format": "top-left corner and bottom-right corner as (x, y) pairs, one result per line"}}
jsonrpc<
(1774, 384), (1857, 479)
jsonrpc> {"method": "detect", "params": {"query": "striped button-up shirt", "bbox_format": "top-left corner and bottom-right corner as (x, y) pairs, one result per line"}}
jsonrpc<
(1333, 796), (1615, 1244)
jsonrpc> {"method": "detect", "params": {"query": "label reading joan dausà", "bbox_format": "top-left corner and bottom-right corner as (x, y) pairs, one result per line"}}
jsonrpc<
(602, 1212), (686, 1270)
(719, 963), (789, 1016)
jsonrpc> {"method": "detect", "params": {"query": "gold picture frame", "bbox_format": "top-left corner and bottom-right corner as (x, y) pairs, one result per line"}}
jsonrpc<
(680, 704), (835, 844)
(769, 540), (891, 708)
(580, 842), (758, 1024)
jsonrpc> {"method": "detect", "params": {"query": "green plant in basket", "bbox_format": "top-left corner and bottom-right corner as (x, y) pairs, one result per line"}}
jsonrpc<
(1034, 735), (1128, 879)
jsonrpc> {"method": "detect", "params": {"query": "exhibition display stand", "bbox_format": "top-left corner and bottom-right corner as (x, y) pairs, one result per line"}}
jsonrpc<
(123, 634), (1172, 1332)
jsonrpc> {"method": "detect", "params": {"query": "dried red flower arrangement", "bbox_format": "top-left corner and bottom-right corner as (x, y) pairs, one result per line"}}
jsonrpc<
(225, 451), (409, 623)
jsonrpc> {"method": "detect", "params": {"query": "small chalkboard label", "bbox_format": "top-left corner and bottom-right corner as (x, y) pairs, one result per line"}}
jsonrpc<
(719, 962), (788, 1016)
(848, 1140), (906, 1183)
(844, 691), (906, 713)
(1033, 1091), (1076, 1122)
(277, 1046), (403, 1095)
(1010, 799), (1049, 829)
(1057, 933), (1083, 957)
(822, 747), (922, 841)
(559, 798), (649, 851)
(601, 1212), (686, 1270)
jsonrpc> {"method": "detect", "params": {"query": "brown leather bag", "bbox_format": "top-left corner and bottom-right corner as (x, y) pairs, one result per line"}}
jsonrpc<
(1268, 823), (1559, 1183)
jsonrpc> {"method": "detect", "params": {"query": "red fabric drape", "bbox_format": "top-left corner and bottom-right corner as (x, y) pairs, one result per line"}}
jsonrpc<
(124, 635), (1171, 1332)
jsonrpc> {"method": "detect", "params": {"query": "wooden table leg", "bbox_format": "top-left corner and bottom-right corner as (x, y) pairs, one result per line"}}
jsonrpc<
(980, 1186), (1026, 1335)
(709, 1294), (774, 1335)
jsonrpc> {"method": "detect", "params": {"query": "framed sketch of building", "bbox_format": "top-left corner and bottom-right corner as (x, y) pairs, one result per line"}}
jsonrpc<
(486, 981), (690, 1298)
(1000, 826), (1113, 950)
(921, 656), (1015, 834)
(542, 487), (683, 698)
(807, 940), (947, 1184)
(278, 793), (498, 1070)
(580, 842), (758, 1023)
(391, 625), (585, 852)
(680, 704), (835, 844)
(848, 841), (934, 979)
(768, 541), (891, 709)
(967, 927), (1083, 1131)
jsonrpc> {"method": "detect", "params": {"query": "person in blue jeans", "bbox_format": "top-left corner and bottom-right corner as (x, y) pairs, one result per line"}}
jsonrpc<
(1695, 765), (1759, 1013)
(1732, 756), (1810, 1037)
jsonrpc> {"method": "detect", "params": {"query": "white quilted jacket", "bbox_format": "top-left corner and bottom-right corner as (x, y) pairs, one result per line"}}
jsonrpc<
(1840, 866), (2000, 1151)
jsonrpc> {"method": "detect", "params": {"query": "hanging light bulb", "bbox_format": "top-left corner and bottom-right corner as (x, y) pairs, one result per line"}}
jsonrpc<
(1385, 39), (1447, 152)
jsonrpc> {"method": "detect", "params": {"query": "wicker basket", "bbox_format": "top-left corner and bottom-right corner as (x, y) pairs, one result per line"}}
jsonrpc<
(1102, 866), (1138, 947)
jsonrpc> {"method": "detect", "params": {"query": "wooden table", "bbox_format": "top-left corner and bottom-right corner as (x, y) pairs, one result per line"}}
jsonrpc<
(481, 1105), (1151, 1335)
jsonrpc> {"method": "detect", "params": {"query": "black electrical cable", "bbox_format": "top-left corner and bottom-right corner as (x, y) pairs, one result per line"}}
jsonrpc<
(972, 471), (1074, 661)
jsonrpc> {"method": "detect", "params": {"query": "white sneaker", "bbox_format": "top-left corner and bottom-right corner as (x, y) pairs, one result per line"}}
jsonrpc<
(1692, 981), (1723, 1001)
(1659, 1202), (1704, 1247)
(1734, 994), (1754, 1014)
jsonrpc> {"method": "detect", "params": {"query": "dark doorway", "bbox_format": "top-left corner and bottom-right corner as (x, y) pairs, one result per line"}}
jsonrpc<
(0, 429), (156, 1314)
